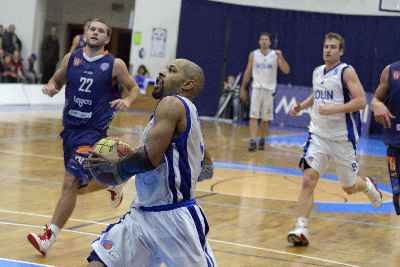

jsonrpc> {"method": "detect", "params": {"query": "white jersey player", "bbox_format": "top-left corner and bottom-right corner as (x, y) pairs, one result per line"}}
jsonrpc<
(240, 32), (290, 152)
(86, 59), (216, 267)
(287, 32), (382, 246)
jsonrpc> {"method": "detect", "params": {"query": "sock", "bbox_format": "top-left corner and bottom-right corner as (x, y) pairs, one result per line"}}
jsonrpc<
(49, 224), (60, 238)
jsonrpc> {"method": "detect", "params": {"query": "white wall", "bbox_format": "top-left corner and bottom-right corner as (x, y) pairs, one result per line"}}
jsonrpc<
(130, 0), (182, 78)
(211, 0), (400, 16)
(0, 0), (44, 61)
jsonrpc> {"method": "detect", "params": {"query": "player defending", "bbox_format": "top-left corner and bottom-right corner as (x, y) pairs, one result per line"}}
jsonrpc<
(85, 59), (217, 267)
(27, 18), (139, 256)
(372, 62), (400, 215)
(287, 32), (382, 246)
(240, 32), (290, 151)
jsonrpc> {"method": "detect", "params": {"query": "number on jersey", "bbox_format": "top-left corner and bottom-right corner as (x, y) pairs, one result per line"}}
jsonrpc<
(78, 77), (93, 93)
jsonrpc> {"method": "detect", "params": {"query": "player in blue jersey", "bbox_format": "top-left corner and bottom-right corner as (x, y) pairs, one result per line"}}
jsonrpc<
(85, 58), (216, 267)
(27, 18), (140, 256)
(372, 63), (400, 215)
(69, 18), (91, 52)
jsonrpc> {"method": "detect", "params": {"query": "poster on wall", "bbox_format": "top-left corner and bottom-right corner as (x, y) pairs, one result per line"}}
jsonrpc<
(150, 27), (167, 57)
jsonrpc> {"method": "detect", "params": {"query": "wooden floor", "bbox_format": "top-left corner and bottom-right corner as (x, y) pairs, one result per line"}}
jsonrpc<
(0, 105), (398, 267)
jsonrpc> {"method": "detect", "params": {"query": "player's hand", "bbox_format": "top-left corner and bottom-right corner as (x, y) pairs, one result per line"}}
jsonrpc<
(318, 104), (337, 115)
(289, 102), (302, 116)
(240, 89), (248, 103)
(374, 102), (395, 128)
(84, 152), (124, 186)
(110, 98), (131, 111)
(275, 50), (283, 58)
(42, 83), (59, 97)
(198, 159), (214, 181)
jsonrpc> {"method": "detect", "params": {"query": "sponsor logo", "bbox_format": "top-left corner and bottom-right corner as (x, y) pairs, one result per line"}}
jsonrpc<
(255, 63), (273, 69)
(73, 57), (82, 67)
(100, 62), (110, 71)
(314, 89), (333, 100)
(68, 109), (92, 119)
(101, 239), (113, 250)
(393, 71), (400, 80)
(73, 96), (92, 107)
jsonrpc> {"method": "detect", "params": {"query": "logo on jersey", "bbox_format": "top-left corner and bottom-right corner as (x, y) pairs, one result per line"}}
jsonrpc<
(73, 57), (82, 67)
(393, 71), (400, 80)
(101, 239), (113, 250)
(389, 156), (398, 177)
(100, 62), (110, 72)
(315, 89), (333, 100)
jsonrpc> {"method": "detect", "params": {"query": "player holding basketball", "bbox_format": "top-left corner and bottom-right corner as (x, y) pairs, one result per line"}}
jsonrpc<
(240, 32), (290, 151)
(27, 18), (139, 255)
(85, 58), (216, 267)
(287, 32), (382, 246)
(372, 61), (400, 215)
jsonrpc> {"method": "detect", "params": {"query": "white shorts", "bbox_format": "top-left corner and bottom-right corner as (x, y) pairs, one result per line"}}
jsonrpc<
(301, 133), (358, 187)
(249, 88), (274, 121)
(89, 202), (216, 267)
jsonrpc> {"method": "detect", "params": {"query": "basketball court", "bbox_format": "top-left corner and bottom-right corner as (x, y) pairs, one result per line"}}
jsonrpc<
(0, 105), (397, 267)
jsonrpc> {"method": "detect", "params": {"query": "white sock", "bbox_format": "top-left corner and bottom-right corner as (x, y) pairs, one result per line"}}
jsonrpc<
(297, 217), (309, 227)
(49, 224), (60, 238)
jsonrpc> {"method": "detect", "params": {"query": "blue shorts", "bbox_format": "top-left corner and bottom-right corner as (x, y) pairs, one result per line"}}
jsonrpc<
(61, 129), (106, 187)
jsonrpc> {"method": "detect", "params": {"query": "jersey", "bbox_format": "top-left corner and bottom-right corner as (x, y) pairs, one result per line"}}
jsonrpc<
(134, 95), (205, 208)
(62, 49), (119, 148)
(309, 63), (361, 144)
(251, 49), (278, 92)
(383, 61), (400, 147)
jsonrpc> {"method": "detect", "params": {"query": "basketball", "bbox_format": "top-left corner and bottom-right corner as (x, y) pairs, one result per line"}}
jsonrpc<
(94, 137), (133, 160)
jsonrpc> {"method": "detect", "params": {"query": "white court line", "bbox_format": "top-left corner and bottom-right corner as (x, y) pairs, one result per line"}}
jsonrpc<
(208, 238), (360, 267)
(0, 257), (55, 267)
(0, 219), (358, 267)
(0, 208), (108, 226)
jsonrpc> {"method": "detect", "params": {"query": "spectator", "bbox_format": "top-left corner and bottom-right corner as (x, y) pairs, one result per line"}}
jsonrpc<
(0, 24), (4, 49)
(2, 54), (17, 83)
(0, 48), (4, 82)
(2, 24), (22, 54)
(26, 53), (38, 83)
(41, 26), (59, 83)
(134, 64), (150, 93)
(12, 50), (26, 82)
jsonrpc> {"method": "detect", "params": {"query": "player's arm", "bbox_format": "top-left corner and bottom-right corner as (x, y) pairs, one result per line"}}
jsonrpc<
(275, 50), (290, 74)
(42, 53), (70, 97)
(318, 67), (366, 115)
(110, 58), (140, 110)
(371, 65), (395, 128)
(69, 35), (80, 53)
(240, 52), (254, 102)
(289, 93), (314, 116)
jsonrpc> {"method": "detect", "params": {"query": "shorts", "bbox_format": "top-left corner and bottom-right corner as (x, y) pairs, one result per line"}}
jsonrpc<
(61, 128), (106, 187)
(300, 133), (358, 187)
(249, 88), (274, 121)
(88, 201), (217, 267)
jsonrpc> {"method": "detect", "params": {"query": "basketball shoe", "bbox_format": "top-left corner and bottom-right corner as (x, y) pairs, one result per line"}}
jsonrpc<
(287, 218), (309, 246)
(27, 224), (56, 256)
(365, 176), (383, 208)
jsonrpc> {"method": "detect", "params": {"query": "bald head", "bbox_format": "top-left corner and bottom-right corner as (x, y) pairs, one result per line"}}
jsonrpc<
(176, 59), (205, 93)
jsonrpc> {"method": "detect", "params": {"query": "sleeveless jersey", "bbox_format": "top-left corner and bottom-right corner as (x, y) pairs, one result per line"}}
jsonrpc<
(134, 96), (205, 207)
(63, 49), (119, 132)
(309, 63), (361, 144)
(251, 49), (278, 92)
(383, 61), (400, 147)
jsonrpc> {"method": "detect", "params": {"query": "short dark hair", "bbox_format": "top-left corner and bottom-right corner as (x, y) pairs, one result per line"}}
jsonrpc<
(89, 18), (112, 37)
(259, 32), (271, 40)
(324, 32), (345, 52)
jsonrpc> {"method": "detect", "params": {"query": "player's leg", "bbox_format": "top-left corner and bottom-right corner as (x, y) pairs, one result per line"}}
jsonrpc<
(334, 141), (382, 207)
(288, 134), (329, 246)
(249, 88), (262, 151)
(258, 90), (274, 150)
(387, 146), (400, 214)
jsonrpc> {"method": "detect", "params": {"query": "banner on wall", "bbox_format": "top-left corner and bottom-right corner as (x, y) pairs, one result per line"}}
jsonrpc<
(150, 27), (167, 57)
(272, 84), (373, 136)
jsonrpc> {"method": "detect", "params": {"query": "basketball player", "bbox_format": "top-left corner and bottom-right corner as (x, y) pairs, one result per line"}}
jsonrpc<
(372, 62), (400, 215)
(240, 32), (290, 151)
(27, 18), (140, 256)
(69, 19), (91, 52)
(85, 59), (217, 267)
(287, 32), (382, 246)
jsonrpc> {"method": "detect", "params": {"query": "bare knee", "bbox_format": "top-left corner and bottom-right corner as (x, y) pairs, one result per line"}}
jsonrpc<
(343, 184), (357, 194)
(302, 171), (319, 191)
(61, 174), (79, 194)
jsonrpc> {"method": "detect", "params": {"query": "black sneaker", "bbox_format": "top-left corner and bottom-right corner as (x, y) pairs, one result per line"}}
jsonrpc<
(248, 140), (257, 152)
(258, 138), (265, 150)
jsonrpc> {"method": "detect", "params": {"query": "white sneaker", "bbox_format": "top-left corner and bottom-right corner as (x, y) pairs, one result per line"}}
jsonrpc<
(365, 176), (383, 208)
(107, 184), (124, 208)
(287, 223), (310, 246)
(27, 224), (56, 256)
